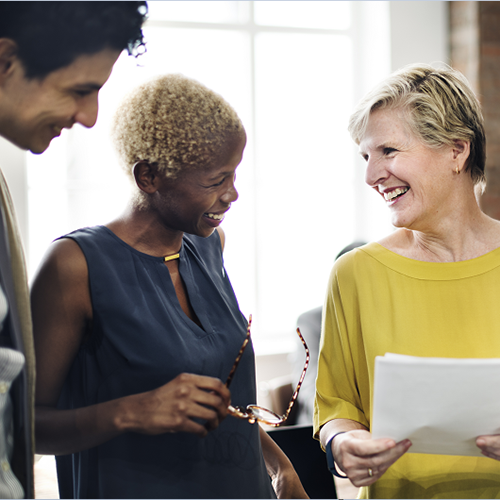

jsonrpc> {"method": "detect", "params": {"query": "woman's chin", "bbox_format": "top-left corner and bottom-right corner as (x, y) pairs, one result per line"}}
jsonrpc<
(191, 225), (216, 239)
(389, 213), (413, 230)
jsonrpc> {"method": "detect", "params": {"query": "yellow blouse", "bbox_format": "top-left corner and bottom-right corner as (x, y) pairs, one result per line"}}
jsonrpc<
(314, 242), (500, 499)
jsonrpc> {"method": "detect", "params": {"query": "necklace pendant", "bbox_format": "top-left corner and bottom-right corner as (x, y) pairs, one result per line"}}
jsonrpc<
(164, 253), (180, 262)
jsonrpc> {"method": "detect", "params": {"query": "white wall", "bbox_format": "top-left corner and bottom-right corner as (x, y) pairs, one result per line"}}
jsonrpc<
(390, 1), (450, 72)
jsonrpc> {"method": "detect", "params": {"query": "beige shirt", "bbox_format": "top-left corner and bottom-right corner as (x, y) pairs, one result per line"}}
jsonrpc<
(0, 170), (35, 498)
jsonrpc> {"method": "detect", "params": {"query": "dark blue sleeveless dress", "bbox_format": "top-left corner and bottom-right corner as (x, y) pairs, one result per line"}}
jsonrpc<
(55, 226), (275, 499)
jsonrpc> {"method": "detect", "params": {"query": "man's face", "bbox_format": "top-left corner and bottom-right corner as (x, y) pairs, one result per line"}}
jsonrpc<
(0, 47), (121, 153)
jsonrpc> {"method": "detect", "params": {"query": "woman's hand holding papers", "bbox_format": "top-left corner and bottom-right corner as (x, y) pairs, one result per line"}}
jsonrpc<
(323, 421), (412, 487)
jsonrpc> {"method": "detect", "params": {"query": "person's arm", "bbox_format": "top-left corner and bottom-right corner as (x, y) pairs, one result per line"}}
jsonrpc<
(315, 260), (411, 487)
(259, 426), (308, 499)
(319, 419), (411, 487)
(32, 238), (231, 456)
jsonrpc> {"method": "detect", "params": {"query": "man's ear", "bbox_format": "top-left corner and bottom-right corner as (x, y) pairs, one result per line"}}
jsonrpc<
(0, 39), (19, 83)
(133, 161), (160, 194)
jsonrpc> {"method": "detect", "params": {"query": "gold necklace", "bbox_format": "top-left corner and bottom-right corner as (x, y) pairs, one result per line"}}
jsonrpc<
(164, 253), (180, 262)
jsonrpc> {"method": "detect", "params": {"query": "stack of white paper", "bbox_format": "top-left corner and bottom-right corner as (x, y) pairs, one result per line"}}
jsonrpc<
(371, 353), (500, 457)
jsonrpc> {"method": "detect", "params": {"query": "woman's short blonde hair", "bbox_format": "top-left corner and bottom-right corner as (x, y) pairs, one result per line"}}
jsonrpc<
(111, 73), (244, 184)
(348, 64), (486, 187)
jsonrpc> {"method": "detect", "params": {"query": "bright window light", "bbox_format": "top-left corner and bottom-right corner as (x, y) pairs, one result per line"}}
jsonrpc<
(254, 1), (350, 30)
(148, 0), (249, 24)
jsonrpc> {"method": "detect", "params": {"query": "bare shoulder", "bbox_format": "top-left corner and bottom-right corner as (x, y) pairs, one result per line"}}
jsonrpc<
(31, 237), (91, 320)
(32, 237), (88, 286)
(45, 236), (86, 262)
(32, 237), (92, 407)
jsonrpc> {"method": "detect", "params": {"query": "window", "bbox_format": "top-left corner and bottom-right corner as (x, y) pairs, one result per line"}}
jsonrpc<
(26, 2), (406, 353)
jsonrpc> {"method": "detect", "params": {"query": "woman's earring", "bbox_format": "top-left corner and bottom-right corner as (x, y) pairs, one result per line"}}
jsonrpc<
(455, 166), (460, 175)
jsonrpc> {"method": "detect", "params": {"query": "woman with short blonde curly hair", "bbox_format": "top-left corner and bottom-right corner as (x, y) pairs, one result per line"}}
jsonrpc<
(112, 74), (244, 207)
(32, 74), (307, 499)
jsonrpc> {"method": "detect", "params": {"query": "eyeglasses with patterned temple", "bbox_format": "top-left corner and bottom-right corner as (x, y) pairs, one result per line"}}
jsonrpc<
(225, 315), (310, 427)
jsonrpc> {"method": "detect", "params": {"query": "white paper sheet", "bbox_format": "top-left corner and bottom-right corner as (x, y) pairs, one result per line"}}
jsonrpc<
(371, 353), (500, 457)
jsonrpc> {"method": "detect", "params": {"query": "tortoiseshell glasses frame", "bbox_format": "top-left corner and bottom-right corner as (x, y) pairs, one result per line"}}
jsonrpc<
(225, 315), (310, 427)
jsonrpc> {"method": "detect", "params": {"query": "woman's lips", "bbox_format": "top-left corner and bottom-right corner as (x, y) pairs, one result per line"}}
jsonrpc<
(383, 186), (410, 202)
(203, 212), (226, 227)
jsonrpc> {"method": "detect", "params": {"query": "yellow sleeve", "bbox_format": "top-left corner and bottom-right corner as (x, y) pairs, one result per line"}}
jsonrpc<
(313, 253), (370, 440)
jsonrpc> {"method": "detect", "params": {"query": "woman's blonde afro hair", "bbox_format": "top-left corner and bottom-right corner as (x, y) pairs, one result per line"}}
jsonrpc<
(111, 73), (244, 182)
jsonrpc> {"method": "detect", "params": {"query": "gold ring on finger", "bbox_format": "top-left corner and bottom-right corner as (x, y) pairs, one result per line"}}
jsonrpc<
(368, 468), (373, 477)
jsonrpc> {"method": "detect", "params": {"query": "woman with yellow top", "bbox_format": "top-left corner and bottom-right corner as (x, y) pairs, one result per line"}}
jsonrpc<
(314, 63), (500, 499)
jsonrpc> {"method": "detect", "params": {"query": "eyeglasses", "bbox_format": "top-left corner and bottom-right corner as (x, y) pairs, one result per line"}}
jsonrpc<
(225, 315), (310, 427)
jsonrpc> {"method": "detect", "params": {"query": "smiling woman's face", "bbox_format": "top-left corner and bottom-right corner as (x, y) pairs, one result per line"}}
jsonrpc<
(151, 132), (246, 238)
(359, 108), (460, 233)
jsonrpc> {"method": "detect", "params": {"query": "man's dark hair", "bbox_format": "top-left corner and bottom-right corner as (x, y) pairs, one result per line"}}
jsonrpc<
(0, 1), (147, 79)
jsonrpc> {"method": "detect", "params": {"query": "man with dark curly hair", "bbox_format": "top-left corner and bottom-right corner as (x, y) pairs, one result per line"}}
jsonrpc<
(0, 3), (147, 497)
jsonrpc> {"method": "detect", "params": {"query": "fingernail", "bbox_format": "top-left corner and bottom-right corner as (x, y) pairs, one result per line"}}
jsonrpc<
(477, 439), (485, 447)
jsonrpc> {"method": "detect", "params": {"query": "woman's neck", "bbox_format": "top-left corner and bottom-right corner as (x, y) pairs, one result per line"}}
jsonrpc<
(106, 205), (184, 258)
(379, 203), (500, 263)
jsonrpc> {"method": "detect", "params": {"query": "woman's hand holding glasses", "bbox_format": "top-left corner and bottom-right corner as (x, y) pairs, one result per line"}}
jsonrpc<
(226, 315), (310, 427)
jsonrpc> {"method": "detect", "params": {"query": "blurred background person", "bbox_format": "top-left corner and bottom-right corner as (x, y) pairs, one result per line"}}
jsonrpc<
(292, 241), (366, 427)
